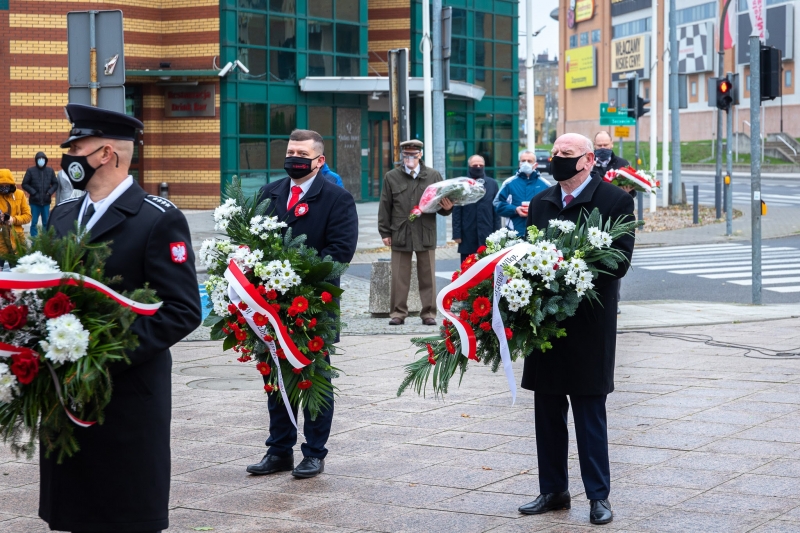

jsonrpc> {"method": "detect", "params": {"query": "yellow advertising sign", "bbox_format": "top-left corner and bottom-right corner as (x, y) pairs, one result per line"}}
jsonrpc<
(575, 0), (594, 23)
(564, 45), (596, 89)
(614, 126), (631, 138)
(611, 35), (648, 81)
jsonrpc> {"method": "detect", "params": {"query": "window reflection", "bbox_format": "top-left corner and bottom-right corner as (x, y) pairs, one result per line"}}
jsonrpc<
(309, 21), (334, 52)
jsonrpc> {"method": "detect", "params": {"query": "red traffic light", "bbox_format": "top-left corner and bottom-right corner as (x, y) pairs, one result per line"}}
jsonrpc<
(719, 80), (730, 93)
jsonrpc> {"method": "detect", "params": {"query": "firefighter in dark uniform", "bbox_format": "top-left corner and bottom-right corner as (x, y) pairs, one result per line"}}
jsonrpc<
(40, 104), (202, 533)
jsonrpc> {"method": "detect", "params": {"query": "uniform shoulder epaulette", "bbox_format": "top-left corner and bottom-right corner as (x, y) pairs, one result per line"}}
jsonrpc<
(144, 195), (176, 212)
(56, 196), (82, 207)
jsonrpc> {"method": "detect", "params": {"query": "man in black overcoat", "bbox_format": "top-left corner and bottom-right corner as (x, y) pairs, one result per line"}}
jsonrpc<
(452, 154), (500, 262)
(41, 104), (202, 532)
(247, 129), (358, 479)
(519, 133), (635, 526)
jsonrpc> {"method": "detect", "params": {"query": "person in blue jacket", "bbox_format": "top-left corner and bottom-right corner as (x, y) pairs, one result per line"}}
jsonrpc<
(320, 162), (343, 187)
(493, 150), (551, 237)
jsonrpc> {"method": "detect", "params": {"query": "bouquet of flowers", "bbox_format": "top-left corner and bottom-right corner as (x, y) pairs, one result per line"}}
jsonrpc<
(398, 209), (638, 398)
(603, 166), (660, 194)
(201, 180), (346, 422)
(417, 177), (486, 214)
(0, 231), (160, 462)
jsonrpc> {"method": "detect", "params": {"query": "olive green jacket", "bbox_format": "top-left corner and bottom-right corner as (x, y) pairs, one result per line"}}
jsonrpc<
(378, 164), (452, 252)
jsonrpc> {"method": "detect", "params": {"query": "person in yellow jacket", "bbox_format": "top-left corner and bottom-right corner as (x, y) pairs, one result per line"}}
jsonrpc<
(0, 168), (32, 254)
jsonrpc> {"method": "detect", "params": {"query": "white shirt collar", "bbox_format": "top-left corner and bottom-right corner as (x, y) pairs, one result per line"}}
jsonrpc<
(78, 176), (134, 229)
(405, 165), (420, 178)
(561, 176), (592, 206)
(288, 173), (317, 207)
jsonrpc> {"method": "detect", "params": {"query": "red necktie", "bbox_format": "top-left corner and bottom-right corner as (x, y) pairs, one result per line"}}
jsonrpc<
(288, 185), (303, 210)
(564, 194), (574, 206)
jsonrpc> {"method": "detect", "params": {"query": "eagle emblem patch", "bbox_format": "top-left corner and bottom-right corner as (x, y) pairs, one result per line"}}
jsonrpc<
(170, 242), (188, 263)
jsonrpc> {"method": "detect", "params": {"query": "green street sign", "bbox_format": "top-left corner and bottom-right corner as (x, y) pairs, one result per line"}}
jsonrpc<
(599, 103), (636, 126)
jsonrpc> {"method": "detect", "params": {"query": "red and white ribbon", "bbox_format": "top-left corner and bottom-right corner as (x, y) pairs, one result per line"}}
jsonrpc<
(603, 167), (657, 194)
(224, 260), (311, 369)
(435, 242), (535, 404)
(0, 272), (162, 315)
(0, 342), (96, 428)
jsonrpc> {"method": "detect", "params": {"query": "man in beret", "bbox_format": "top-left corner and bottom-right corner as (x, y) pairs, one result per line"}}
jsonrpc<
(39, 103), (202, 533)
(378, 139), (452, 326)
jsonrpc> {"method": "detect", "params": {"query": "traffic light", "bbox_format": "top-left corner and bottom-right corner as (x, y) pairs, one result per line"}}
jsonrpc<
(761, 45), (781, 101)
(716, 77), (733, 110)
(636, 96), (650, 118)
(626, 79), (637, 112)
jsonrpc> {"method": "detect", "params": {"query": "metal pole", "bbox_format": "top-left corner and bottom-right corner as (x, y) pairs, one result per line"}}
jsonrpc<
(750, 35), (762, 305)
(726, 90), (733, 236)
(526, 0), (535, 149)
(635, 120), (640, 170)
(662, 15), (670, 207)
(422, 0), (433, 167)
(669, 0), (682, 204)
(432, 0), (446, 247)
(89, 11), (98, 107)
(649, 0), (658, 213)
(693, 185), (699, 224)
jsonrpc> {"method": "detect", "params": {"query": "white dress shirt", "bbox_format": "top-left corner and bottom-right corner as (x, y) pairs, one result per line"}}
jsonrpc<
(561, 176), (592, 208)
(287, 173), (317, 208)
(405, 165), (420, 179)
(78, 176), (134, 230)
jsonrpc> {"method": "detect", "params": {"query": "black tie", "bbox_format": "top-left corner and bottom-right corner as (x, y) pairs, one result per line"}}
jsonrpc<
(82, 203), (95, 226)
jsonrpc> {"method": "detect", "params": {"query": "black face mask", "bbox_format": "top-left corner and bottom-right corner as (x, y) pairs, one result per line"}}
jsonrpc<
(550, 153), (587, 182)
(284, 155), (320, 180)
(468, 166), (485, 179)
(0, 185), (15, 195)
(60, 146), (105, 191)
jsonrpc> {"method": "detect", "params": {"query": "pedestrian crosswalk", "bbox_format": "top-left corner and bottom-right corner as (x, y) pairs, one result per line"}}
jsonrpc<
(632, 243), (800, 293)
(691, 187), (800, 207)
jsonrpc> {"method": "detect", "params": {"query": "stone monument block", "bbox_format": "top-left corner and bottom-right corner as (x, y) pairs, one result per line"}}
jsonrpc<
(369, 259), (422, 317)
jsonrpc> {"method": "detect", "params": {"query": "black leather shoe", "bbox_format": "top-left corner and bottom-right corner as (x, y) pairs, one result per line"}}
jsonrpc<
(389, 317), (405, 325)
(590, 499), (613, 525)
(292, 456), (324, 478)
(422, 317), (437, 325)
(518, 491), (571, 515)
(245, 453), (293, 475)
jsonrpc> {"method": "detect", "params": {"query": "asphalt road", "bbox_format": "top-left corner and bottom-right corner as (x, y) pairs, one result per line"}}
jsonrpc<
(347, 234), (800, 305)
(670, 171), (800, 208)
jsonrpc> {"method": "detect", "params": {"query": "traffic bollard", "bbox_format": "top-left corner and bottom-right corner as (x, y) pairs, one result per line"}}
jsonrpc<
(693, 185), (699, 224)
(637, 195), (644, 226)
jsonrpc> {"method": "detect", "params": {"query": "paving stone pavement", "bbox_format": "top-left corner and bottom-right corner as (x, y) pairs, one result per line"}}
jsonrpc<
(2, 319), (800, 532)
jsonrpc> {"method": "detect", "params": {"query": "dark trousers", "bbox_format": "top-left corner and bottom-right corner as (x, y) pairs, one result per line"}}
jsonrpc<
(534, 392), (610, 500)
(264, 377), (334, 459)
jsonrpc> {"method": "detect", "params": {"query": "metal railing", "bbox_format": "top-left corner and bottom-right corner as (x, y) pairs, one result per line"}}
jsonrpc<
(776, 134), (797, 157)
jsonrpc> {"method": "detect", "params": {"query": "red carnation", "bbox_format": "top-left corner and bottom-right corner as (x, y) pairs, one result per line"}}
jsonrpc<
(443, 319), (452, 328)
(297, 379), (313, 390)
(0, 305), (28, 330)
(287, 307), (299, 317)
(266, 289), (278, 300)
(264, 384), (276, 393)
(443, 296), (454, 310)
(451, 271), (460, 281)
(295, 318), (304, 327)
(227, 303), (238, 314)
(472, 296), (491, 318)
(505, 327), (513, 340)
(253, 313), (268, 326)
(238, 301), (248, 311)
(459, 309), (469, 321)
(476, 245), (487, 254)
(237, 315), (246, 324)
(479, 322), (492, 331)
(426, 343), (435, 357)
(10, 348), (39, 385)
(43, 293), (75, 319)
(445, 338), (456, 354)
(308, 336), (324, 352)
(428, 354), (436, 365)
(320, 291), (333, 304)
(264, 334), (273, 342)
(469, 312), (480, 325)
(271, 303), (281, 314)
(235, 329), (247, 341)
(276, 348), (286, 359)
(292, 296), (309, 313)
(308, 318), (317, 328)
(461, 254), (477, 272)
(256, 362), (271, 375)
(237, 354), (252, 362)
(457, 290), (470, 301)
(257, 285), (267, 295)
(292, 367), (302, 374)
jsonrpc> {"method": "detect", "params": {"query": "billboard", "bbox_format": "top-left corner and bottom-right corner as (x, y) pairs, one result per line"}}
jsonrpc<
(565, 45), (596, 89)
(611, 35), (650, 81)
(737, 3), (795, 64)
(677, 21), (715, 74)
(567, 0), (595, 28)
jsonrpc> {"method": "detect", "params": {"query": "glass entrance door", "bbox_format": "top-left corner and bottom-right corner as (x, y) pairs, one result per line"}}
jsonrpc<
(367, 112), (390, 200)
(125, 86), (144, 187)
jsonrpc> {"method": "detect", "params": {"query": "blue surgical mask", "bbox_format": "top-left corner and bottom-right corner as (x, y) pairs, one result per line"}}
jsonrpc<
(37, 158), (46, 167)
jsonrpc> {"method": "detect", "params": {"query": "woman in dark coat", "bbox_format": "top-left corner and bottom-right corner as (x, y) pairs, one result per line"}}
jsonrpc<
(452, 155), (501, 262)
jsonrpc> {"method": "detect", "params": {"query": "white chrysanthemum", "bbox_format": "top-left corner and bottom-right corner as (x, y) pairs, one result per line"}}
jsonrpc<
(255, 260), (300, 294)
(249, 214), (287, 238)
(205, 275), (230, 316)
(586, 228), (612, 249)
(12, 252), (60, 274)
(549, 219), (576, 233)
(213, 198), (242, 231)
(568, 257), (587, 271)
(40, 313), (89, 364)
(0, 363), (17, 404)
(500, 277), (532, 309)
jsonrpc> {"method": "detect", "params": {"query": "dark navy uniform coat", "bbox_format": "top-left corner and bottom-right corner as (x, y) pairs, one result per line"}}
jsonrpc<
(40, 181), (202, 532)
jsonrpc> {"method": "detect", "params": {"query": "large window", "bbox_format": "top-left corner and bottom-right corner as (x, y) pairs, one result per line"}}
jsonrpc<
(237, 4), (297, 82)
(308, 0), (361, 76)
(675, 2), (715, 25)
(612, 17), (651, 39)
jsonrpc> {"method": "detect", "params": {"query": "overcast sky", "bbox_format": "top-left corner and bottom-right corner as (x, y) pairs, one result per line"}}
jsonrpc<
(518, 0), (560, 61)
